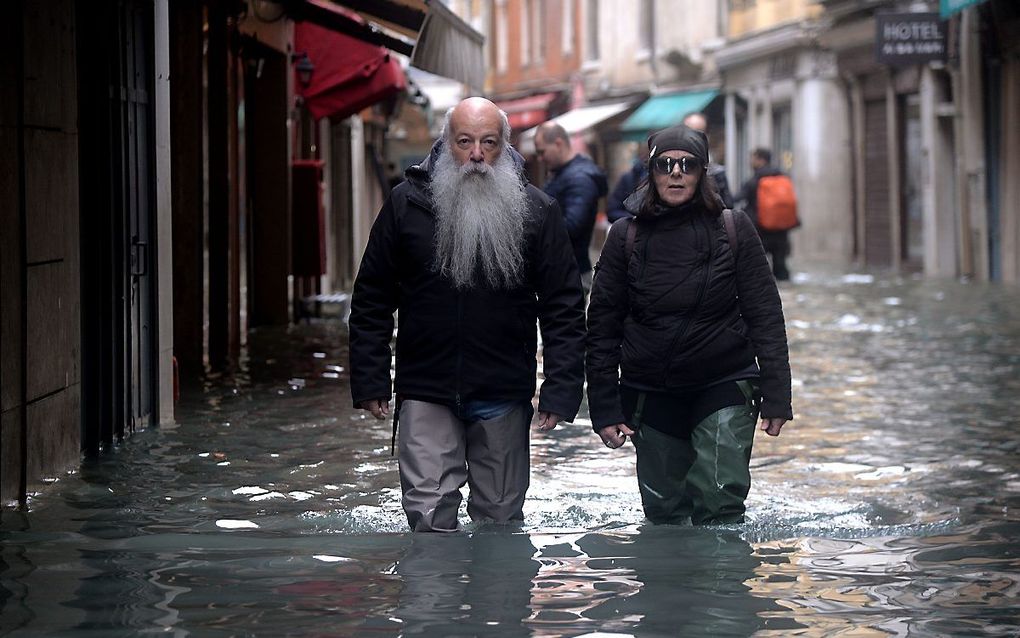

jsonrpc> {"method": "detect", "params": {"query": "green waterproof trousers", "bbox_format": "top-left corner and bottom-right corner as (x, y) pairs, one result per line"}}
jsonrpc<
(630, 381), (760, 525)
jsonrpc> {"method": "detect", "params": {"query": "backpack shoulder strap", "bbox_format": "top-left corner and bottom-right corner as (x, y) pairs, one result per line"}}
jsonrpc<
(722, 209), (738, 269)
(625, 216), (638, 261)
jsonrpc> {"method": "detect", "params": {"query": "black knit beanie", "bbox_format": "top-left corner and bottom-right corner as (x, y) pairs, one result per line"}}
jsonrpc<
(646, 124), (709, 164)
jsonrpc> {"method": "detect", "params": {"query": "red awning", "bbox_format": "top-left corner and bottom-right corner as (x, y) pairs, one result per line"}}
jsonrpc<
(495, 93), (558, 131)
(295, 12), (407, 122)
(285, 0), (485, 88)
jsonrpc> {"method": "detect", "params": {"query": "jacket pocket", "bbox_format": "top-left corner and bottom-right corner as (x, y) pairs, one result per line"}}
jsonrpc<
(668, 325), (754, 386)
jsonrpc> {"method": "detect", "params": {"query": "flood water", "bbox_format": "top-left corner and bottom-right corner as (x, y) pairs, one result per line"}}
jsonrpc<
(3, 269), (1020, 637)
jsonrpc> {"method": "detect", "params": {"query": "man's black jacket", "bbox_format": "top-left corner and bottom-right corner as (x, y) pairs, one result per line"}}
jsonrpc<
(349, 142), (586, 420)
(586, 189), (792, 429)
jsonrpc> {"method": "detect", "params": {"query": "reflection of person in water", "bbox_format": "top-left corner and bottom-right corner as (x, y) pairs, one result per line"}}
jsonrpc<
(394, 529), (539, 636)
(573, 527), (786, 636)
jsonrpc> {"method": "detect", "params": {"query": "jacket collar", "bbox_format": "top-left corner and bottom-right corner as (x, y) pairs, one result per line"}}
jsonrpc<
(623, 185), (701, 219)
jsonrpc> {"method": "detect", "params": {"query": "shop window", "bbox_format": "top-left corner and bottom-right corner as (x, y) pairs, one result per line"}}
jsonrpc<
(772, 104), (793, 176)
(585, 0), (599, 62)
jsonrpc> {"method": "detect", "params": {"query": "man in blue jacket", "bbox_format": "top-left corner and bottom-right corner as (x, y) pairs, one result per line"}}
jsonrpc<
(606, 157), (647, 223)
(534, 122), (608, 294)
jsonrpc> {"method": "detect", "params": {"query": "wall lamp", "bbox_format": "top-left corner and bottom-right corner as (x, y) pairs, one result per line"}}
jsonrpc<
(292, 51), (315, 87)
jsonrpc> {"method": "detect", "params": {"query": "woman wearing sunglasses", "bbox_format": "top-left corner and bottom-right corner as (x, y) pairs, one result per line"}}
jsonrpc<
(586, 124), (792, 525)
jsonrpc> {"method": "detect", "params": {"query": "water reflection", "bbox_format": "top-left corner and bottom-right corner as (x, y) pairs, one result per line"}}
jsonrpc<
(393, 526), (798, 638)
(524, 526), (793, 637)
(4, 271), (1020, 636)
(394, 528), (539, 636)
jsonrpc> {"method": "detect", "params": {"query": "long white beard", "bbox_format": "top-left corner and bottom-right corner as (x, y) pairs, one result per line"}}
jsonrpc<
(430, 147), (530, 290)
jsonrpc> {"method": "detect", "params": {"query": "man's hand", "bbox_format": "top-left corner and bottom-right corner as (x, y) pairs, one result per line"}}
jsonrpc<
(597, 423), (635, 449)
(760, 417), (787, 437)
(359, 399), (390, 420)
(536, 411), (564, 431)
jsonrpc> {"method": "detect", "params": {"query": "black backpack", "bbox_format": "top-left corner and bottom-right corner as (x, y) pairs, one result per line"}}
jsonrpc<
(622, 209), (740, 267)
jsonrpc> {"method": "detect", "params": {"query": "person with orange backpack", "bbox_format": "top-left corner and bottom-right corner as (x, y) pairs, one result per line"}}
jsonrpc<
(735, 148), (799, 281)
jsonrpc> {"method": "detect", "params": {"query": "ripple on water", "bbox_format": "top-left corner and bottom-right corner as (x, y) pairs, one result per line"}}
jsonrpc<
(4, 272), (1020, 636)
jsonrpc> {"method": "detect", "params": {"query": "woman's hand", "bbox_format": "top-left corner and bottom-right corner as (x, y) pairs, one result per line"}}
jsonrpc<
(760, 417), (787, 436)
(597, 423), (635, 449)
(536, 411), (564, 431)
(359, 399), (390, 420)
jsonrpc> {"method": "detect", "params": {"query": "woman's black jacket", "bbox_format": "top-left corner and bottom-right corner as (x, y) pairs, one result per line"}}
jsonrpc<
(586, 194), (793, 429)
(349, 143), (586, 420)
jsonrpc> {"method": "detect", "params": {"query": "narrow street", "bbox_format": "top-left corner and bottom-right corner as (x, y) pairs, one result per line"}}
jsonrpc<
(2, 268), (1019, 637)
(3, 1), (1018, 636)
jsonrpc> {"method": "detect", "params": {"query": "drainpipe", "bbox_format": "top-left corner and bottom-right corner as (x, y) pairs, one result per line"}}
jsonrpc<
(959, 8), (987, 280)
(725, 91), (737, 193)
(16, 0), (28, 510)
(951, 63), (973, 279)
(846, 74), (866, 267)
(649, 3), (659, 87)
(886, 70), (902, 272)
(154, 0), (174, 423)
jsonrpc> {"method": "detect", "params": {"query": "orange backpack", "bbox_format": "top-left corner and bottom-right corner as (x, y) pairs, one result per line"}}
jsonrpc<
(756, 175), (799, 231)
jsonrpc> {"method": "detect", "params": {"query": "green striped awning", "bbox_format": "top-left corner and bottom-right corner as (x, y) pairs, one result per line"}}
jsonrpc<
(619, 89), (719, 140)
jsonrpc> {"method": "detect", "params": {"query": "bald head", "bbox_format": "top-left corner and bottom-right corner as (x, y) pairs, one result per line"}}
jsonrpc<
(450, 97), (503, 130)
(534, 121), (574, 170)
(444, 97), (510, 166)
(536, 122), (569, 146)
(682, 112), (708, 133)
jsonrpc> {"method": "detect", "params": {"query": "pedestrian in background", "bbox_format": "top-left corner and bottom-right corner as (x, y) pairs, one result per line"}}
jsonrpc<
(349, 97), (586, 533)
(534, 122), (608, 295)
(735, 148), (800, 281)
(605, 112), (733, 223)
(606, 155), (646, 223)
(682, 111), (735, 209)
(586, 124), (792, 525)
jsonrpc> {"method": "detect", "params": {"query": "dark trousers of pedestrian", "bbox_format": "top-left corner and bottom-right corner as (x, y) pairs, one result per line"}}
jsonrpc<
(397, 400), (533, 532)
(760, 230), (791, 281)
(628, 381), (759, 525)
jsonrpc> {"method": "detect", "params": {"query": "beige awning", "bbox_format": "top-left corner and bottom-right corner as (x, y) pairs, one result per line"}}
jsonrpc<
(408, 2), (485, 92)
(285, 0), (485, 90)
(516, 101), (633, 155)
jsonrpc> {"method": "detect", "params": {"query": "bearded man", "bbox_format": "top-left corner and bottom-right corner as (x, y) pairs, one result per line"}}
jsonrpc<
(349, 97), (586, 532)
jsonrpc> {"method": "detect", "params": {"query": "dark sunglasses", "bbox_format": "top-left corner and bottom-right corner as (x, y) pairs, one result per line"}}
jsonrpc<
(652, 155), (704, 175)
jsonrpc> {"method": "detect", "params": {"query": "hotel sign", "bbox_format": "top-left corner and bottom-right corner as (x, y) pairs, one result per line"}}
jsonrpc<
(876, 13), (947, 66)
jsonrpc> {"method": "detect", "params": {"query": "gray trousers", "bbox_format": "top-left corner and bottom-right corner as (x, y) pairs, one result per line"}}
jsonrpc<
(397, 400), (533, 532)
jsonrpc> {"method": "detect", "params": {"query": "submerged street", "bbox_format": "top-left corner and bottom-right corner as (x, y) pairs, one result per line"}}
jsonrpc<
(2, 268), (1020, 637)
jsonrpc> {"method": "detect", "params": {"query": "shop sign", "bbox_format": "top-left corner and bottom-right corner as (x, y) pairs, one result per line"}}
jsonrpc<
(876, 13), (947, 66)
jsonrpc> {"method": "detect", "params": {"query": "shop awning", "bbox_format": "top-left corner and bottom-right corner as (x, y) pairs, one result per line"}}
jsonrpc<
(285, 0), (485, 89)
(516, 101), (633, 154)
(495, 93), (559, 132)
(620, 89), (719, 139)
(940, 0), (990, 18)
(295, 19), (406, 121)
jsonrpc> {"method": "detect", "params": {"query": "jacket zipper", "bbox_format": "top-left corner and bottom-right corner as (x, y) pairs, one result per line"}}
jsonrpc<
(638, 223), (650, 281)
(455, 290), (463, 412)
(661, 216), (715, 384)
(411, 188), (463, 410)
